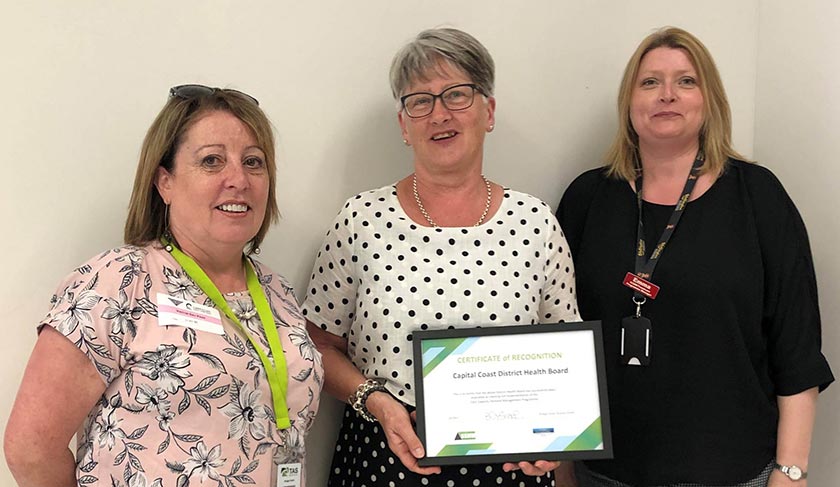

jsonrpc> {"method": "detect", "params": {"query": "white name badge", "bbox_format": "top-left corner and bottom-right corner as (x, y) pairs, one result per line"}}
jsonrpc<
(276, 462), (302, 487)
(156, 293), (224, 334)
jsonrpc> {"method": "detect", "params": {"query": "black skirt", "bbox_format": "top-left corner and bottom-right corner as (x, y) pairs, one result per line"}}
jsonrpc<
(328, 404), (555, 487)
(575, 460), (774, 487)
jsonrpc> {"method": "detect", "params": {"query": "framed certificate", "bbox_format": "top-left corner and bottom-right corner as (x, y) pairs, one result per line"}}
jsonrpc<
(412, 321), (612, 466)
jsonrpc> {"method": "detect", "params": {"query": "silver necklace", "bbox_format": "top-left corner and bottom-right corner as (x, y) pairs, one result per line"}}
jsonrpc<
(412, 174), (492, 228)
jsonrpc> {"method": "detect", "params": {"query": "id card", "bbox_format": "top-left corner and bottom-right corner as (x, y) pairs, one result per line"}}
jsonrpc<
(157, 293), (224, 334)
(620, 316), (652, 366)
(276, 462), (302, 487)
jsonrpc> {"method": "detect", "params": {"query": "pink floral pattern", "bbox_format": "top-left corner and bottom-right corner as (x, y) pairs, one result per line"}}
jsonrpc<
(42, 244), (323, 486)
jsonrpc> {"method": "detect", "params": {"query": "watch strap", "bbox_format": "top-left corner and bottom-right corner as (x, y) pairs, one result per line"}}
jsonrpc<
(775, 463), (807, 480)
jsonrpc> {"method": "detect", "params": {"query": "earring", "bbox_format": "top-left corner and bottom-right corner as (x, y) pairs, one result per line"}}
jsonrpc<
(488, 124), (495, 132)
(248, 238), (261, 255)
(403, 139), (409, 146)
(163, 204), (174, 252)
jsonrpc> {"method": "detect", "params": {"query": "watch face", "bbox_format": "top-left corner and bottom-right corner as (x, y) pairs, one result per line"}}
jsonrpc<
(788, 466), (803, 480)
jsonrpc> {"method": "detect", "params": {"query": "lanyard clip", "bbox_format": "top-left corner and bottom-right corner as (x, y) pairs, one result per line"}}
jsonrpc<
(633, 296), (646, 318)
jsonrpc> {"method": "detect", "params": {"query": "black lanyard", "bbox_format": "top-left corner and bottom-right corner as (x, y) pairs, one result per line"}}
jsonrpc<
(632, 151), (705, 302)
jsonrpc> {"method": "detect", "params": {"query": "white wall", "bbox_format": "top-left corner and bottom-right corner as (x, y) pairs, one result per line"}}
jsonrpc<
(755, 2), (840, 485)
(0, 1), (830, 485)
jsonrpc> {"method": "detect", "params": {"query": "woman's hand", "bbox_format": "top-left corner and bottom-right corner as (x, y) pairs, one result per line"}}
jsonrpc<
(307, 322), (440, 475)
(502, 459), (561, 477)
(366, 392), (441, 476)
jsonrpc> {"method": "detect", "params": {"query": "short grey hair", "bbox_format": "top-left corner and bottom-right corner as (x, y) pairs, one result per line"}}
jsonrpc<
(389, 27), (495, 101)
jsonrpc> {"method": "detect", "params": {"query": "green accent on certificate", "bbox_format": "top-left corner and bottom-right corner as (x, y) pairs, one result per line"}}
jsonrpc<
(413, 322), (613, 466)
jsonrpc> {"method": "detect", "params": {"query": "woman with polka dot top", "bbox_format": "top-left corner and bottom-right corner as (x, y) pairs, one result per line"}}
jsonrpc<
(303, 27), (581, 487)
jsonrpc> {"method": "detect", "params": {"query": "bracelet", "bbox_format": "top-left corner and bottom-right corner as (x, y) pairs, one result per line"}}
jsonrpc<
(349, 378), (387, 422)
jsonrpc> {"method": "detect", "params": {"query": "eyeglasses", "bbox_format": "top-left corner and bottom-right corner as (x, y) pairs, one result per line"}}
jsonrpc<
(169, 84), (260, 106)
(400, 83), (485, 118)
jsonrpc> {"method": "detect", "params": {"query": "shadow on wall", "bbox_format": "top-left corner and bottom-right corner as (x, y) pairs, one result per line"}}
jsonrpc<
(484, 102), (616, 209)
(337, 101), (409, 196)
(299, 100), (408, 486)
(268, 99), (407, 292)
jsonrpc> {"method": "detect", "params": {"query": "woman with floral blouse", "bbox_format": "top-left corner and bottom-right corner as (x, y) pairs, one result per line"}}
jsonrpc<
(5, 85), (323, 487)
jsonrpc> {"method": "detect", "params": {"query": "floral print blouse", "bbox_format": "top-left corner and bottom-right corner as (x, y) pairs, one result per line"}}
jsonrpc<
(41, 243), (323, 487)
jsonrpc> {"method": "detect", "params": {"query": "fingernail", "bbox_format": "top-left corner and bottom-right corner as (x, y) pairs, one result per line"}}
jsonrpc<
(413, 447), (424, 457)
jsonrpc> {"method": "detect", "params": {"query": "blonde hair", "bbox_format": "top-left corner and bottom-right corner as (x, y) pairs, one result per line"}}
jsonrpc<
(605, 26), (748, 181)
(124, 89), (278, 252)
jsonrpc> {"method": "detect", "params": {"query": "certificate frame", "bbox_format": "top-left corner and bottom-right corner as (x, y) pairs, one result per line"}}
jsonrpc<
(412, 321), (612, 466)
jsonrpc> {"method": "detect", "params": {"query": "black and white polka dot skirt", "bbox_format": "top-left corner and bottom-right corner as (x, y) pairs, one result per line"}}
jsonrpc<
(328, 404), (555, 487)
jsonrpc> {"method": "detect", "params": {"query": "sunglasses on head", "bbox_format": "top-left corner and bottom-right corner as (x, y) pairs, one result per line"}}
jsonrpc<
(168, 84), (260, 106)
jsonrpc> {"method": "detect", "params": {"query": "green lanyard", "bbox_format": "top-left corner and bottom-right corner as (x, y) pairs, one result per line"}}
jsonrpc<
(162, 237), (290, 429)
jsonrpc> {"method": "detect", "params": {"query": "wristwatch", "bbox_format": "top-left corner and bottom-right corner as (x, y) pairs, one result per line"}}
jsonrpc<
(775, 463), (807, 480)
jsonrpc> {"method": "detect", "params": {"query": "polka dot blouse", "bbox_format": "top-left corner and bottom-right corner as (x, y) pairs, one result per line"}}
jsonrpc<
(302, 184), (580, 405)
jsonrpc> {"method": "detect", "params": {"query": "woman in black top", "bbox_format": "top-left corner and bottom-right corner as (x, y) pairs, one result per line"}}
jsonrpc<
(556, 27), (833, 487)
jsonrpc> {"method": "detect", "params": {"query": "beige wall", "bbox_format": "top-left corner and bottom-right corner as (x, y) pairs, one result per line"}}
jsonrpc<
(0, 1), (832, 485)
(754, 2), (840, 485)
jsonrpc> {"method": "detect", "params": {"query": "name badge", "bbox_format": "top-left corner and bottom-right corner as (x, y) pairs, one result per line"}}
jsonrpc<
(622, 272), (660, 299)
(276, 462), (302, 487)
(156, 293), (224, 334)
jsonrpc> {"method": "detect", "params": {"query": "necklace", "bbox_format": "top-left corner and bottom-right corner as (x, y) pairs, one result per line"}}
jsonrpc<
(412, 174), (492, 227)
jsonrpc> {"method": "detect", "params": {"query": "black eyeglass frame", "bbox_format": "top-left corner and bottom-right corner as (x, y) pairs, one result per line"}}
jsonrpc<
(399, 83), (486, 118)
(169, 84), (260, 106)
